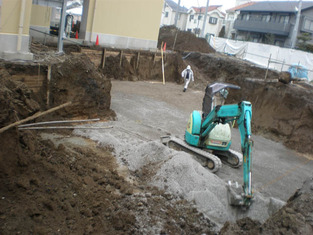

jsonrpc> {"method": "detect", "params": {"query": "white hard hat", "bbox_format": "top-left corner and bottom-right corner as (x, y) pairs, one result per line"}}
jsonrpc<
(187, 65), (191, 70)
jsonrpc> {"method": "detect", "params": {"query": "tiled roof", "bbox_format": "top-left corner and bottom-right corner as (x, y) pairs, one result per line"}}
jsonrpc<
(165, 0), (188, 13)
(239, 1), (313, 13)
(226, 2), (256, 12)
(191, 5), (222, 13)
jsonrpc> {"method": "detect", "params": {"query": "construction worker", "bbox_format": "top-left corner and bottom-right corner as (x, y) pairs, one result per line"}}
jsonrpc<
(181, 65), (194, 92)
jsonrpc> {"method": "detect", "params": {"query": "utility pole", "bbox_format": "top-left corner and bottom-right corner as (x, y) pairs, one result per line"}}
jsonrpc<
(57, 0), (68, 54)
(201, 0), (210, 38)
(291, 0), (302, 49)
(174, 0), (181, 27)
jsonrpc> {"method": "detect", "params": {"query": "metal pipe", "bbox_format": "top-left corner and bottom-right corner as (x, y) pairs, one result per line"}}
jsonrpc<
(90, 0), (97, 42)
(18, 126), (113, 130)
(201, 0), (210, 38)
(18, 118), (100, 128)
(17, 0), (26, 51)
(174, 0), (181, 27)
(57, 0), (68, 53)
(291, 0), (303, 49)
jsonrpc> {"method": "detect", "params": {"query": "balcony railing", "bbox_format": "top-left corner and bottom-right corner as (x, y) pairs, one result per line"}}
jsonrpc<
(234, 19), (291, 36)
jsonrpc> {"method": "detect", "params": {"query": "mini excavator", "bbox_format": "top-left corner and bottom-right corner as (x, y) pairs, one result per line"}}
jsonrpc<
(161, 82), (253, 207)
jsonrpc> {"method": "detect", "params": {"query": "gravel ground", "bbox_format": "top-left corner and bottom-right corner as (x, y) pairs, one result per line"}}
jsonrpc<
(74, 80), (313, 228)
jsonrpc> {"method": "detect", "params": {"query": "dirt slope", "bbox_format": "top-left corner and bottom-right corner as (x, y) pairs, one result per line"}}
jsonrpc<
(220, 176), (313, 234)
(0, 55), (215, 234)
(49, 54), (114, 119)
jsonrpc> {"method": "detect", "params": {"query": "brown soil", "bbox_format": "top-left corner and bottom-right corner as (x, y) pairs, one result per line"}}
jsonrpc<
(0, 53), (215, 234)
(0, 128), (215, 234)
(1, 30), (313, 234)
(101, 52), (185, 85)
(49, 54), (114, 119)
(158, 26), (215, 53)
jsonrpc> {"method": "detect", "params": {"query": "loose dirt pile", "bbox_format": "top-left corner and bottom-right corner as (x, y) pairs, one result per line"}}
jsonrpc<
(220, 176), (313, 234)
(49, 54), (114, 119)
(158, 25), (215, 53)
(0, 72), (40, 126)
(0, 54), (216, 234)
(74, 120), (287, 230)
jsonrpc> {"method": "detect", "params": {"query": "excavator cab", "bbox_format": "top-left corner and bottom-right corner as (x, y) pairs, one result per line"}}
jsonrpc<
(202, 86), (231, 152)
(185, 83), (243, 167)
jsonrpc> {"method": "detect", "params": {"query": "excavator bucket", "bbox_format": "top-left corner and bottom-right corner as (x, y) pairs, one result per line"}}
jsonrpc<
(227, 181), (252, 207)
(227, 181), (244, 206)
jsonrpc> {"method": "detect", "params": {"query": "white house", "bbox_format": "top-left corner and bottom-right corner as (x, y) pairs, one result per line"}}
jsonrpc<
(185, 5), (225, 39)
(161, 0), (188, 30)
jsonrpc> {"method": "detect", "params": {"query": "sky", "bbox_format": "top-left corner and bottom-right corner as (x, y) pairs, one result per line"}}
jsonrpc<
(177, 0), (236, 12)
(175, 0), (312, 12)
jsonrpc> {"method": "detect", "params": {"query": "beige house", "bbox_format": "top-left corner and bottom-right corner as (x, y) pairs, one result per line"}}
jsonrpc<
(79, 0), (163, 50)
(0, 0), (164, 61)
(0, 0), (33, 60)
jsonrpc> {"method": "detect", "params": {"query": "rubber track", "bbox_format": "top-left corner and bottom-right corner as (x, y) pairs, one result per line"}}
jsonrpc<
(213, 149), (243, 168)
(167, 137), (222, 173)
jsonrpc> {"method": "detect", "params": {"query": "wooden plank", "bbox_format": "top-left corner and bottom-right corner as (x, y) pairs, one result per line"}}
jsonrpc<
(119, 50), (123, 67)
(0, 101), (72, 134)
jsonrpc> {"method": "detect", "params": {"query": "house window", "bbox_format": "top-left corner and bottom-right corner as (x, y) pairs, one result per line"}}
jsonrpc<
(241, 13), (250, 20)
(165, 12), (169, 18)
(209, 17), (217, 24)
(261, 14), (271, 22)
(198, 15), (202, 20)
(189, 15), (194, 21)
(303, 18), (313, 32)
(279, 15), (289, 24)
(251, 14), (262, 21)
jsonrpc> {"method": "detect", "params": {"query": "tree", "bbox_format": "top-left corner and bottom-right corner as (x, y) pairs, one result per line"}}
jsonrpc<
(264, 33), (275, 45)
(297, 33), (313, 53)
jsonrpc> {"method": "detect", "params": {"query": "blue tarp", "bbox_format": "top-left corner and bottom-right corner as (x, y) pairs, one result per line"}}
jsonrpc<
(288, 64), (308, 80)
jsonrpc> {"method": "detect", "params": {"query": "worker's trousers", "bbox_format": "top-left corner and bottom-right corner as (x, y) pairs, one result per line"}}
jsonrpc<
(184, 78), (191, 89)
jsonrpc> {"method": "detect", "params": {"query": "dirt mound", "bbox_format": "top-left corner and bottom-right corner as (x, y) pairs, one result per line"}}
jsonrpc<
(49, 54), (115, 119)
(158, 25), (215, 53)
(0, 129), (215, 234)
(0, 54), (215, 234)
(220, 176), (313, 234)
(184, 52), (278, 83)
(101, 52), (186, 84)
(184, 52), (313, 154)
(231, 80), (313, 154)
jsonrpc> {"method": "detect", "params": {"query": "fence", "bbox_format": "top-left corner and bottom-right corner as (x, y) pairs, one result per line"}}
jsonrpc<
(209, 36), (313, 81)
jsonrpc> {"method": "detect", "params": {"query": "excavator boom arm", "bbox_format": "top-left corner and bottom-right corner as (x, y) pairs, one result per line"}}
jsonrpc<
(201, 101), (253, 204)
